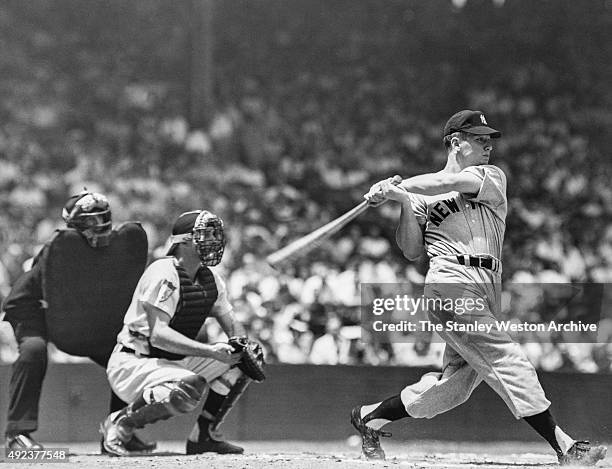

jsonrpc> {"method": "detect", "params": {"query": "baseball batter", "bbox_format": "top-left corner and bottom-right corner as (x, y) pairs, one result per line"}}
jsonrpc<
(351, 110), (607, 465)
(100, 210), (263, 456)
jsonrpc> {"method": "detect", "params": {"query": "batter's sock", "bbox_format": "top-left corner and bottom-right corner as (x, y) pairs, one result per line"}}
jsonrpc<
(188, 390), (226, 442)
(361, 395), (409, 430)
(524, 410), (574, 455)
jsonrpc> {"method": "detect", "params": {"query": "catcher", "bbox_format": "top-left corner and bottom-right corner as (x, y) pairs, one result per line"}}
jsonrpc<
(100, 209), (265, 457)
(2, 190), (153, 453)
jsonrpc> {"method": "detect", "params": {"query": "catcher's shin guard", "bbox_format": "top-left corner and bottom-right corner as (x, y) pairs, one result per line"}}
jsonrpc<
(102, 377), (206, 456)
(209, 374), (252, 433)
(186, 374), (251, 455)
(123, 376), (207, 430)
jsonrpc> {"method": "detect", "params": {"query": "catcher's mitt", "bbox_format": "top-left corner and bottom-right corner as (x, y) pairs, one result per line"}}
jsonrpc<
(228, 336), (266, 382)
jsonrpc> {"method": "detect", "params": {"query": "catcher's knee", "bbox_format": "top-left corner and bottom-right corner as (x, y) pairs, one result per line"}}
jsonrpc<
(144, 375), (206, 415)
(209, 367), (243, 395)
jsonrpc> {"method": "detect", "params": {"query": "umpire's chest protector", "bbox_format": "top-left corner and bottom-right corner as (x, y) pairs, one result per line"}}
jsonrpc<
(41, 223), (148, 357)
(148, 265), (218, 360)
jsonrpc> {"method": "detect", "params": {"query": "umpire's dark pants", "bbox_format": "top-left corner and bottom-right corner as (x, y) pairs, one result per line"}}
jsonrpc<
(5, 316), (125, 436)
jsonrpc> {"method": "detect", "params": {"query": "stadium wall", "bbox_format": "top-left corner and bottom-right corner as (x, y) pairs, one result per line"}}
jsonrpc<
(0, 364), (610, 442)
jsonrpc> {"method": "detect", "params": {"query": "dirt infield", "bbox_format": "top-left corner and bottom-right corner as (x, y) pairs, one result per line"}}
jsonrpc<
(3, 440), (610, 468)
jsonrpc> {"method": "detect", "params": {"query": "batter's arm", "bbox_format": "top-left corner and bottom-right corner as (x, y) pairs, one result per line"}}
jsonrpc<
(145, 302), (241, 364)
(399, 171), (481, 196)
(396, 199), (425, 261)
(364, 179), (424, 259)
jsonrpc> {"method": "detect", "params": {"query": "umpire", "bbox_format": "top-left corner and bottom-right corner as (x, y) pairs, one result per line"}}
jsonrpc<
(2, 190), (154, 453)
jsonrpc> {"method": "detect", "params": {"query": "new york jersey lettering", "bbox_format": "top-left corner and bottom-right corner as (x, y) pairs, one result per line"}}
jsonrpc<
(406, 165), (507, 259)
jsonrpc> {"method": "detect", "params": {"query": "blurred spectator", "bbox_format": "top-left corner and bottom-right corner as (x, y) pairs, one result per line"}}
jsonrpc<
(0, 0), (610, 372)
(309, 314), (352, 365)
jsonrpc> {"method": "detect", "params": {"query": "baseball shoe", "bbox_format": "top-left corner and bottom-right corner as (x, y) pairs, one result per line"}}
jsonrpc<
(100, 433), (157, 455)
(186, 421), (244, 455)
(5, 433), (44, 450)
(558, 441), (607, 466)
(186, 438), (244, 455)
(99, 413), (137, 457)
(186, 427), (244, 456)
(350, 406), (391, 460)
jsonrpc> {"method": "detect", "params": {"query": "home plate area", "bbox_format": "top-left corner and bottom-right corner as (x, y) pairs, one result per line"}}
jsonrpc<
(21, 440), (610, 469)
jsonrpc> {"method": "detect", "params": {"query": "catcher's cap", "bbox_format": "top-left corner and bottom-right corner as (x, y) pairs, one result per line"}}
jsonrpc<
(166, 210), (224, 261)
(166, 210), (202, 253)
(443, 110), (501, 139)
(171, 210), (202, 237)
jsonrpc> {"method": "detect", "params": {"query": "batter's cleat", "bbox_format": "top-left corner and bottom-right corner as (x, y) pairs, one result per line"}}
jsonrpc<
(186, 438), (244, 455)
(558, 441), (607, 466)
(100, 433), (157, 455)
(99, 414), (137, 457)
(350, 406), (392, 460)
(5, 433), (44, 451)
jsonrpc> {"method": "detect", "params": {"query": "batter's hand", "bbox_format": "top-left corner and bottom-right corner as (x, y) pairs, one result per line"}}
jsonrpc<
(208, 342), (243, 365)
(364, 176), (405, 206)
(364, 181), (387, 206)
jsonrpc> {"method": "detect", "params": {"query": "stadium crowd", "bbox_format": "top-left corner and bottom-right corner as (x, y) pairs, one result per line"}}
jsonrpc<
(1, 0), (610, 372)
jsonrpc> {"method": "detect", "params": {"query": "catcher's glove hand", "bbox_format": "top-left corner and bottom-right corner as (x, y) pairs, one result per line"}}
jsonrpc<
(228, 336), (266, 382)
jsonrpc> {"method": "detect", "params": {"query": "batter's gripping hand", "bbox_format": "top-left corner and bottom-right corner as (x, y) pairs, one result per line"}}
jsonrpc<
(228, 336), (266, 382)
(364, 175), (403, 207)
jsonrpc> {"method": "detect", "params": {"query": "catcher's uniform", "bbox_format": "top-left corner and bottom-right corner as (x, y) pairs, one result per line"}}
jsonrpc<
(107, 257), (240, 404)
(399, 164), (550, 418)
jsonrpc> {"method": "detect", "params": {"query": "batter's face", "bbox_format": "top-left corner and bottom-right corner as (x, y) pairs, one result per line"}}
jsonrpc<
(456, 133), (494, 167)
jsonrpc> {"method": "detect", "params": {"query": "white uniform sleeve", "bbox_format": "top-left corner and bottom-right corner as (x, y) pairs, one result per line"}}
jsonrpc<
(462, 165), (507, 211)
(139, 260), (180, 318)
(406, 192), (428, 226)
(210, 268), (233, 316)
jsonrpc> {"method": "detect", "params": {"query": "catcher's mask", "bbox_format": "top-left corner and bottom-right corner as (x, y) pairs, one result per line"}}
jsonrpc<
(62, 190), (112, 248)
(168, 210), (226, 266)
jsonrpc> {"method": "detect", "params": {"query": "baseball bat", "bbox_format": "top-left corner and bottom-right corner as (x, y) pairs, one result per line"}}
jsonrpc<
(266, 175), (402, 268)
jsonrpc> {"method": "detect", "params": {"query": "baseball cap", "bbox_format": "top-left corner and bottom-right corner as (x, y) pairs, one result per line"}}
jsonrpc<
(166, 210), (201, 255)
(168, 210), (202, 247)
(443, 110), (501, 139)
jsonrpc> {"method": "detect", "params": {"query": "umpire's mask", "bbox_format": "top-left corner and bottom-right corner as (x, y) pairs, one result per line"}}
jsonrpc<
(62, 190), (112, 248)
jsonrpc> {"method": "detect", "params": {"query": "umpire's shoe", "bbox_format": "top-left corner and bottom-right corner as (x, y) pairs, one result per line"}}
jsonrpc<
(350, 406), (391, 460)
(558, 441), (607, 466)
(5, 433), (44, 451)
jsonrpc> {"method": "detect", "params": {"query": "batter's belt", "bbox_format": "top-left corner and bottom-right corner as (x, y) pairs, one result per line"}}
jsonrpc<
(437, 254), (501, 273)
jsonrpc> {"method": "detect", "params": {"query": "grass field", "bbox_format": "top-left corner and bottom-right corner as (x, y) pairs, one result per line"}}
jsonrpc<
(3, 440), (609, 468)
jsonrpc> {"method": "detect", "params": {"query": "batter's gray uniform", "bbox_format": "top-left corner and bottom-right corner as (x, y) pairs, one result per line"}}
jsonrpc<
(399, 164), (550, 419)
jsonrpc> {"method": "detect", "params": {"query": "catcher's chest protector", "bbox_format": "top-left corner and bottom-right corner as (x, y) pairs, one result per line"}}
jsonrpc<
(41, 223), (148, 357)
(148, 265), (218, 360)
